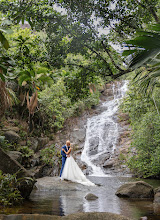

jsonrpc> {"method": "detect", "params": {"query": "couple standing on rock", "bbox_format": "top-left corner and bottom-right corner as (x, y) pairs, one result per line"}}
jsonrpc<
(60, 140), (95, 186)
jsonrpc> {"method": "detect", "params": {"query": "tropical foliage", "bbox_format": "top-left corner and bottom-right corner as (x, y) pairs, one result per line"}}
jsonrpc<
(40, 145), (55, 165)
(0, 171), (23, 206)
(120, 81), (160, 178)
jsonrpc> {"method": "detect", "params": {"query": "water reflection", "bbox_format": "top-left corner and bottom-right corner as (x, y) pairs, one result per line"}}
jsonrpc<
(59, 191), (85, 215)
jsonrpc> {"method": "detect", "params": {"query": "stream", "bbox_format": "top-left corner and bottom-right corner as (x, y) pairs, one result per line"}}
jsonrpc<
(1, 81), (160, 219)
(1, 176), (160, 220)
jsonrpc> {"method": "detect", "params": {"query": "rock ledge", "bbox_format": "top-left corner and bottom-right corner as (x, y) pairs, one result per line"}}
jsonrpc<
(0, 212), (132, 220)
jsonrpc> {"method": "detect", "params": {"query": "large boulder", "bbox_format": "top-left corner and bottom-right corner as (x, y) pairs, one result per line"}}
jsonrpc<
(7, 151), (22, 163)
(115, 181), (154, 198)
(154, 192), (160, 203)
(154, 186), (160, 195)
(0, 212), (132, 220)
(4, 130), (20, 143)
(103, 159), (115, 168)
(28, 137), (49, 152)
(85, 193), (98, 200)
(154, 187), (160, 204)
(0, 147), (35, 199)
(63, 212), (131, 220)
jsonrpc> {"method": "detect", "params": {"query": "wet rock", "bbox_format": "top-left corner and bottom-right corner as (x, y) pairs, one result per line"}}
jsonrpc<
(102, 88), (114, 96)
(154, 186), (160, 194)
(103, 160), (115, 168)
(85, 193), (98, 200)
(77, 160), (87, 171)
(154, 192), (160, 203)
(83, 166), (92, 175)
(91, 153), (110, 166)
(71, 129), (86, 143)
(35, 177), (93, 191)
(88, 137), (99, 156)
(7, 151), (22, 163)
(153, 203), (160, 215)
(116, 181), (154, 198)
(74, 149), (83, 157)
(4, 130), (20, 143)
(0, 213), (132, 220)
(63, 212), (132, 220)
(0, 214), (60, 220)
(0, 147), (35, 199)
(154, 187), (160, 204)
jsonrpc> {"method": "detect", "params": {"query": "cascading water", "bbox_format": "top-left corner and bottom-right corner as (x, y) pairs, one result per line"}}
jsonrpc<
(81, 81), (128, 176)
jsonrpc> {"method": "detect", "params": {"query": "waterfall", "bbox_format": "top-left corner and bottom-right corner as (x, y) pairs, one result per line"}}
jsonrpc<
(81, 81), (128, 176)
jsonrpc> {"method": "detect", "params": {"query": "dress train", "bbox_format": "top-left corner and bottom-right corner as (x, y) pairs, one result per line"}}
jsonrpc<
(61, 156), (95, 186)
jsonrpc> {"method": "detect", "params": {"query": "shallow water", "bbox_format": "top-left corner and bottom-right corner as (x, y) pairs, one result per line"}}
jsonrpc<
(1, 176), (160, 220)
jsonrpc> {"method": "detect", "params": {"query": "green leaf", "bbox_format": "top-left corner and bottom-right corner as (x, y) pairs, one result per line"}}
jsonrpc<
(0, 31), (9, 49)
(18, 75), (31, 85)
(122, 49), (138, 56)
(38, 75), (53, 84)
(0, 73), (5, 81)
(129, 49), (160, 69)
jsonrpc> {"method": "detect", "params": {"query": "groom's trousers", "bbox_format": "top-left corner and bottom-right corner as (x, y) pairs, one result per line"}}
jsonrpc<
(60, 156), (66, 177)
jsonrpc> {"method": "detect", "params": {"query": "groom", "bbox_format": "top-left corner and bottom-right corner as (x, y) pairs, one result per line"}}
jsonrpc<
(60, 140), (70, 177)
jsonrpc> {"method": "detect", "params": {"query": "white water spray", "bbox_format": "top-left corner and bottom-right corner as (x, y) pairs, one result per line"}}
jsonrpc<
(81, 81), (128, 176)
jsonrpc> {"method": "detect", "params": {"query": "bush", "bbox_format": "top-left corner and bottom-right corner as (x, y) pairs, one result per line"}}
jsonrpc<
(120, 82), (160, 178)
(127, 112), (160, 178)
(17, 146), (34, 167)
(40, 145), (55, 165)
(17, 146), (34, 158)
(0, 171), (23, 206)
(0, 136), (14, 151)
(38, 79), (73, 131)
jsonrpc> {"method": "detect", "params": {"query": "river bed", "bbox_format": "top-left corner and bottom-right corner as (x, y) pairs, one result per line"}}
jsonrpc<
(1, 176), (160, 220)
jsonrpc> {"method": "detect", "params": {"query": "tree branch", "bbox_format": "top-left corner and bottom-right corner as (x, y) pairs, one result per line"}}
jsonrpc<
(112, 69), (132, 79)
(101, 41), (124, 72)
(65, 63), (94, 72)
(85, 44), (114, 76)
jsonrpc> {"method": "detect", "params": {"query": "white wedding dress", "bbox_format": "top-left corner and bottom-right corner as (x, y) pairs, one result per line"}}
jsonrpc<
(61, 155), (95, 186)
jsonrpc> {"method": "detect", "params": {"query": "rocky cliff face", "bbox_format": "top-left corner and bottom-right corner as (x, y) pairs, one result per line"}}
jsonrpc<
(0, 147), (35, 199)
(0, 81), (131, 178)
(52, 81), (131, 176)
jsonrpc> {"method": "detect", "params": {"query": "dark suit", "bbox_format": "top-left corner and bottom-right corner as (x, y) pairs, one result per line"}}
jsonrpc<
(60, 145), (70, 177)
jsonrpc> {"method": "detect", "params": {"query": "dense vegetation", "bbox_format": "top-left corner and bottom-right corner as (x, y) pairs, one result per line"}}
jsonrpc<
(120, 80), (160, 178)
(0, 171), (23, 206)
(1, 0), (160, 205)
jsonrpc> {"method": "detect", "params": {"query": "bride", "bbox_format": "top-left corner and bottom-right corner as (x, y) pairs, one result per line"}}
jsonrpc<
(60, 142), (95, 186)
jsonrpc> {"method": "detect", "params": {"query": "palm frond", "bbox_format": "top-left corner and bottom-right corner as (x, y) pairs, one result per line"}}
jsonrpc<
(6, 88), (19, 105)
